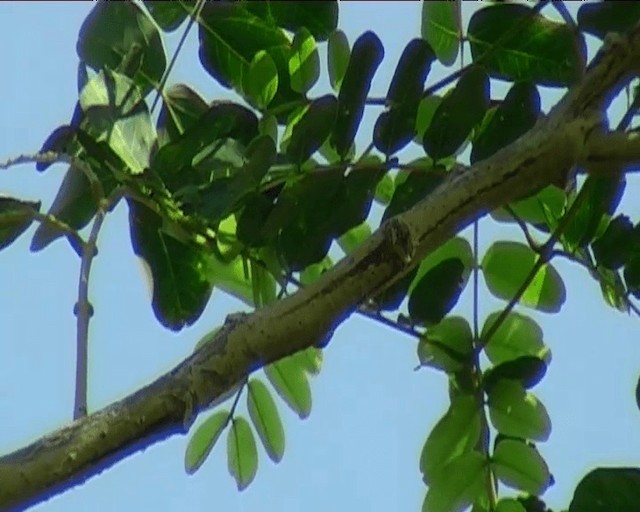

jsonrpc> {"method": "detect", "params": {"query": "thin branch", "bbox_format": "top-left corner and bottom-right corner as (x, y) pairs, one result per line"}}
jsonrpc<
(504, 204), (544, 253)
(551, 1), (576, 28)
(73, 188), (123, 419)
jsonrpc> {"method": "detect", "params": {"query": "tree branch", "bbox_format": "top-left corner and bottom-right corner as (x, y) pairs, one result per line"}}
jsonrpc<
(2, 20), (640, 512)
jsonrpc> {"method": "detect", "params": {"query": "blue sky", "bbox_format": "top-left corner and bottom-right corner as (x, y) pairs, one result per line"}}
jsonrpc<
(1, 2), (639, 511)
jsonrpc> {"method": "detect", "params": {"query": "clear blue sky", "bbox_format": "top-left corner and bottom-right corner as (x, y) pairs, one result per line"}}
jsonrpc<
(1, 3), (639, 511)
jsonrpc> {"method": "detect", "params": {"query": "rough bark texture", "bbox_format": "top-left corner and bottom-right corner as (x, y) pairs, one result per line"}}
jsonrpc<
(2, 25), (640, 512)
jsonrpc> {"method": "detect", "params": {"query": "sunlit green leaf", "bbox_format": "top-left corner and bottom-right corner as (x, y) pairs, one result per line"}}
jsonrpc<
(492, 439), (551, 495)
(289, 28), (320, 94)
(247, 379), (285, 463)
(482, 312), (550, 365)
(482, 241), (566, 313)
(244, 50), (279, 109)
(264, 355), (312, 419)
(420, 395), (482, 484)
(338, 222), (372, 255)
(487, 380), (551, 441)
(328, 29), (350, 91)
(495, 498), (527, 512)
(185, 410), (229, 474)
(491, 184), (566, 229)
(227, 417), (258, 491)
(418, 316), (473, 373)
(421, 1), (460, 66)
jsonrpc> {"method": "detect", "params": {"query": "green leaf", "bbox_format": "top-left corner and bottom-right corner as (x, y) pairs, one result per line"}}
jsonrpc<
(420, 395), (482, 484)
(409, 258), (465, 326)
(495, 498), (527, 512)
(328, 29), (350, 92)
(208, 254), (254, 307)
(337, 222), (372, 255)
(492, 439), (551, 495)
(185, 410), (228, 474)
(468, 4), (585, 87)
(157, 84), (209, 146)
(482, 241), (566, 313)
(292, 347), (323, 376)
(625, 256), (640, 299)
(227, 417), (258, 491)
(331, 31), (384, 158)
(421, 1), (460, 66)
(246, 1), (338, 41)
(591, 215), (638, 270)
(423, 451), (487, 512)
(487, 380), (551, 441)
(286, 95), (338, 165)
(144, 1), (193, 32)
(577, 3), (640, 40)
(264, 355), (312, 419)
(78, 2), (166, 94)
(374, 39), (435, 155)
(374, 173), (395, 205)
(247, 379), (285, 463)
(299, 256), (333, 286)
(415, 96), (442, 143)
(411, 237), (474, 293)
(563, 176), (625, 250)
(0, 198), (40, 252)
(423, 66), (489, 160)
(289, 28), (320, 94)
(570, 467), (640, 512)
(382, 166), (446, 222)
(418, 316), (474, 373)
(128, 201), (214, 330)
(80, 70), (156, 175)
(471, 81), (540, 164)
(244, 50), (279, 109)
(491, 184), (566, 229)
(483, 356), (547, 391)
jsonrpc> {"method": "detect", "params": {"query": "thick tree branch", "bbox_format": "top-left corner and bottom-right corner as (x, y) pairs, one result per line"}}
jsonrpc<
(2, 25), (640, 512)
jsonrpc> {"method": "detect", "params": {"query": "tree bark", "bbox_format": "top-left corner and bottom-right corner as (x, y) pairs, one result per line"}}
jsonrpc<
(2, 25), (640, 512)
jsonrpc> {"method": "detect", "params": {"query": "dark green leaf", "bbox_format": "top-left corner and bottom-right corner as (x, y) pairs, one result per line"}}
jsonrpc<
(0, 198), (41, 251)
(423, 66), (489, 160)
(577, 3), (640, 40)
(563, 176), (625, 250)
(421, 1), (460, 66)
(264, 355), (312, 419)
(374, 39), (435, 155)
(185, 410), (229, 474)
(78, 2), (166, 94)
(495, 499), (527, 512)
(246, 1), (338, 41)
(157, 84), (208, 146)
(482, 241), (566, 313)
(472, 82), (540, 163)
(415, 95), (442, 143)
(409, 258), (465, 326)
(420, 395), (481, 484)
(418, 317), (473, 374)
(328, 29), (350, 91)
(468, 4), (585, 87)
(144, 1), (193, 32)
(331, 31), (384, 158)
(483, 356), (547, 391)
(289, 28), (320, 94)
(487, 380), (551, 441)
(382, 167), (446, 223)
(243, 50), (279, 109)
(128, 201), (214, 330)
(423, 451), (487, 512)
(227, 417), (258, 491)
(591, 215), (637, 270)
(492, 438), (551, 495)
(247, 379), (285, 463)
(569, 467), (640, 512)
(624, 256), (640, 299)
(286, 95), (338, 165)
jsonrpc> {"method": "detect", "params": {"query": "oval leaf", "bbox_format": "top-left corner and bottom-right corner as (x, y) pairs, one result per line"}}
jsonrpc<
(328, 29), (350, 91)
(244, 50), (279, 109)
(289, 28), (320, 94)
(482, 241), (566, 313)
(286, 95), (338, 165)
(420, 395), (482, 484)
(492, 439), (551, 495)
(185, 410), (229, 474)
(264, 355), (312, 419)
(247, 379), (285, 463)
(227, 417), (258, 491)
(421, 1), (460, 66)
(0, 198), (40, 252)
(483, 356), (547, 391)
(418, 316), (473, 373)
(487, 380), (551, 441)
(468, 4), (585, 87)
(569, 467), (640, 512)
(482, 311), (550, 365)
(577, 3), (640, 40)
